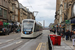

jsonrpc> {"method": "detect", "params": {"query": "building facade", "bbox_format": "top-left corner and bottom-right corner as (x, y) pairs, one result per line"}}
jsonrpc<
(0, 0), (35, 24)
(55, 0), (75, 31)
(18, 3), (28, 23)
(18, 3), (35, 23)
(0, 0), (8, 22)
(8, 0), (19, 23)
(14, 0), (19, 22)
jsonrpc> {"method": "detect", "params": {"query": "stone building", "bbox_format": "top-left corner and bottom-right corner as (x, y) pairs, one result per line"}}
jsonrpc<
(8, 0), (19, 23)
(55, 0), (75, 31)
(49, 23), (54, 29)
(14, 0), (19, 22)
(18, 3), (28, 23)
(8, 0), (15, 22)
(0, 0), (35, 24)
(0, 0), (8, 22)
(27, 12), (35, 20)
(18, 3), (35, 23)
(55, 0), (64, 31)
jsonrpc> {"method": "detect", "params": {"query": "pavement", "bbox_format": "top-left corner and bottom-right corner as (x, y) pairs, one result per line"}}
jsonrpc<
(50, 32), (75, 50)
(0, 30), (75, 50)
(62, 39), (75, 50)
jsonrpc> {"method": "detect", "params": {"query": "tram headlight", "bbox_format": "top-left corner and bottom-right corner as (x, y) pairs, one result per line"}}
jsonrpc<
(31, 32), (33, 34)
(22, 31), (23, 33)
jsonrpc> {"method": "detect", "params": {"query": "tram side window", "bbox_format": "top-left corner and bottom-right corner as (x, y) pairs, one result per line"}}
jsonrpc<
(34, 24), (39, 32)
(34, 24), (36, 32)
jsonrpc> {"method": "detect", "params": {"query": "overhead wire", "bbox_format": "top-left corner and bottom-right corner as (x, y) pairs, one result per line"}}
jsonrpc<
(27, 0), (34, 9)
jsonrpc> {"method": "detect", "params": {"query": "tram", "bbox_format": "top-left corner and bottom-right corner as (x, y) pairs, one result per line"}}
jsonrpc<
(21, 19), (43, 38)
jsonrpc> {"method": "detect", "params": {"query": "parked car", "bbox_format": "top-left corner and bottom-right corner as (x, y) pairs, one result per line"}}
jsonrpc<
(0, 21), (10, 35)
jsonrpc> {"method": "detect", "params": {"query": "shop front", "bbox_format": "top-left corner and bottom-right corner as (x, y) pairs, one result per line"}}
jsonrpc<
(65, 20), (71, 31)
(61, 22), (65, 32)
(71, 18), (75, 30)
(71, 2), (75, 30)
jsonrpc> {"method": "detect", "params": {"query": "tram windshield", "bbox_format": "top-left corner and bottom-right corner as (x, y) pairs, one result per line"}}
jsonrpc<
(23, 21), (34, 31)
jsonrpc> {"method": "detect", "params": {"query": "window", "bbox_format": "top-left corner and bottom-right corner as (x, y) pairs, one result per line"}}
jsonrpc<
(60, 8), (62, 15)
(34, 23), (42, 32)
(64, 3), (66, 9)
(12, 5), (15, 11)
(12, 15), (14, 20)
(3, 10), (7, 19)
(0, 8), (3, 16)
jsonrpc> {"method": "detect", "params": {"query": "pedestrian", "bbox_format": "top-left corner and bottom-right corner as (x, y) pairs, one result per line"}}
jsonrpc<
(71, 29), (75, 46)
(53, 29), (56, 34)
(13, 27), (15, 33)
(61, 30), (65, 40)
(70, 30), (74, 41)
(58, 29), (61, 35)
(65, 30), (70, 40)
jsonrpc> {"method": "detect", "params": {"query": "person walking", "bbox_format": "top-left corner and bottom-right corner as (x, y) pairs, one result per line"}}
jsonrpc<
(53, 29), (56, 34)
(65, 30), (70, 40)
(71, 29), (75, 46)
(61, 30), (65, 40)
(13, 27), (15, 33)
(58, 29), (61, 35)
(70, 30), (74, 41)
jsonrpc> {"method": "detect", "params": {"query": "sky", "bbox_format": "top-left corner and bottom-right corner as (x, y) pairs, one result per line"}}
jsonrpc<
(18, 0), (56, 27)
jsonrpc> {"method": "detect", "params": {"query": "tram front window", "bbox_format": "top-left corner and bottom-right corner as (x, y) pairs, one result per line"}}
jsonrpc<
(23, 21), (33, 34)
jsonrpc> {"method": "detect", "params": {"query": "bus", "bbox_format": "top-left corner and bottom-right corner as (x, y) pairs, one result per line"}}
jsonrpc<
(21, 19), (43, 38)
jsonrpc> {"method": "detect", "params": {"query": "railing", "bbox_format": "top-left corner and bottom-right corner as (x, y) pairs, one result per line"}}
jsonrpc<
(48, 35), (53, 50)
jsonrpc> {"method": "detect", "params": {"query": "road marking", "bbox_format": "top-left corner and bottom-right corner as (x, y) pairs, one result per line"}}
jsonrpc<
(36, 43), (42, 50)
(36, 43), (40, 50)
(16, 41), (22, 44)
(6, 39), (14, 42)
(0, 40), (23, 49)
(18, 40), (34, 50)
(0, 39), (14, 45)
(16, 37), (20, 39)
(0, 43), (2, 44)
(0, 42), (16, 49)
(42, 46), (45, 48)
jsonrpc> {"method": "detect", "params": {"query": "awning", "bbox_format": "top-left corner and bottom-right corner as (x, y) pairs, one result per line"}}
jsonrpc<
(3, 22), (8, 25)
(71, 18), (75, 23)
(71, 18), (75, 25)
(0, 21), (3, 25)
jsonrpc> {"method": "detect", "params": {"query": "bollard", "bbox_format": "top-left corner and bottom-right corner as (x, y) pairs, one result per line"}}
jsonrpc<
(48, 35), (53, 50)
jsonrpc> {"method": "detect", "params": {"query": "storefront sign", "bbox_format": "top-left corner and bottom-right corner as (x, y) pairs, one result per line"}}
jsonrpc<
(0, 21), (3, 25)
(65, 20), (70, 24)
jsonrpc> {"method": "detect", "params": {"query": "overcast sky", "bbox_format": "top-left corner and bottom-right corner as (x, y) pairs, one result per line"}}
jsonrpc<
(18, 0), (56, 27)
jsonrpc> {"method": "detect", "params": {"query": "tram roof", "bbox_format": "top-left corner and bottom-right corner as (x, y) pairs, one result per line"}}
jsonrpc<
(22, 19), (42, 26)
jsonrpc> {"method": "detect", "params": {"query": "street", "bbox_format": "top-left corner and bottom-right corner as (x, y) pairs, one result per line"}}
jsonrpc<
(0, 30), (49, 50)
(0, 30), (74, 50)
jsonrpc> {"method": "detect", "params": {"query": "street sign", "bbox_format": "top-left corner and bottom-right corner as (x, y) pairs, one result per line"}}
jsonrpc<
(65, 20), (70, 24)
